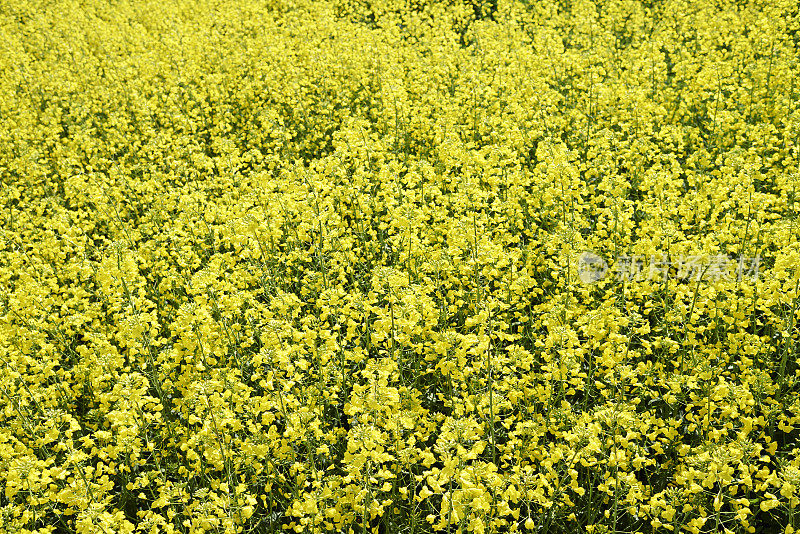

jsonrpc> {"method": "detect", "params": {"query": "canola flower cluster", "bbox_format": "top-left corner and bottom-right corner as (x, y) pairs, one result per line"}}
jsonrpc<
(1, 0), (800, 532)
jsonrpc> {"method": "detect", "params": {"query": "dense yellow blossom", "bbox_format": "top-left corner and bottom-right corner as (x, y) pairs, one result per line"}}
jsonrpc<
(1, 0), (799, 532)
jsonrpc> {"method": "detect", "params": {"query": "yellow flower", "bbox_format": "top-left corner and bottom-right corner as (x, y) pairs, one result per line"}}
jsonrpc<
(760, 493), (780, 512)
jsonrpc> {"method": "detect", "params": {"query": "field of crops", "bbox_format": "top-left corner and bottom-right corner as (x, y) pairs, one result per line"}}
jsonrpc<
(1, 0), (799, 532)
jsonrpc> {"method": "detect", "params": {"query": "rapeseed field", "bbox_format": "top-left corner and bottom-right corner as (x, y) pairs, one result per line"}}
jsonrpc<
(1, 0), (799, 532)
